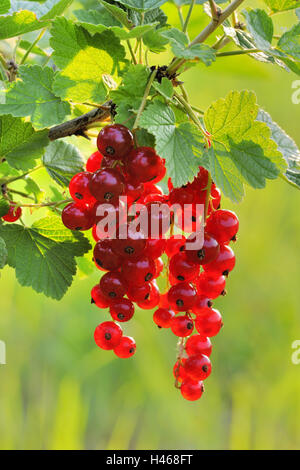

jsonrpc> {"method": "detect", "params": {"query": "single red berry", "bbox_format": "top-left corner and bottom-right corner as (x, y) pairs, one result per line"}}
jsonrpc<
(184, 354), (212, 381)
(196, 272), (226, 299)
(2, 203), (22, 222)
(91, 284), (110, 308)
(122, 255), (156, 286)
(110, 298), (134, 322)
(100, 271), (128, 300)
(153, 308), (175, 328)
(150, 159), (166, 184)
(144, 238), (166, 259)
(195, 308), (223, 337)
(86, 151), (103, 172)
(127, 282), (151, 302)
(168, 282), (197, 312)
(93, 239), (122, 271)
(204, 244), (236, 276)
(185, 335), (212, 357)
(173, 358), (188, 383)
(94, 321), (123, 350)
(126, 147), (164, 183)
(181, 379), (204, 401)
(97, 124), (134, 159)
(89, 168), (125, 203)
(61, 202), (94, 230)
(169, 186), (194, 207)
(114, 336), (136, 358)
(185, 232), (220, 265)
(206, 209), (239, 244)
(169, 252), (199, 283)
(111, 224), (146, 260)
(137, 281), (160, 310)
(125, 178), (144, 204)
(69, 171), (95, 203)
(191, 295), (213, 315)
(170, 315), (194, 337)
(165, 235), (186, 258)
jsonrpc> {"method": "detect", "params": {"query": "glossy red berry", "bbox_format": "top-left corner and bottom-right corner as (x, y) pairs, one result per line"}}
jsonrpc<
(153, 308), (175, 328)
(91, 284), (110, 308)
(181, 379), (204, 401)
(122, 255), (156, 286)
(185, 335), (212, 357)
(61, 202), (94, 231)
(184, 354), (212, 381)
(170, 315), (194, 337)
(111, 224), (146, 259)
(169, 252), (199, 283)
(144, 238), (166, 259)
(86, 151), (103, 172)
(126, 147), (164, 183)
(94, 321), (123, 350)
(185, 232), (220, 265)
(168, 282), (197, 312)
(206, 209), (239, 244)
(173, 359), (188, 383)
(169, 186), (194, 206)
(97, 124), (134, 159)
(93, 239), (122, 271)
(125, 178), (144, 204)
(195, 308), (223, 337)
(191, 295), (213, 314)
(196, 272), (226, 299)
(114, 336), (136, 358)
(204, 244), (236, 276)
(165, 235), (186, 258)
(137, 281), (160, 309)
(110, 298), (134, 322)
(69, 171), (95, 203)
(2, 203), (22, 222)
(100, 271), (127, 300)
(89, 168), (125, 203)
(127, 282), (151, 302)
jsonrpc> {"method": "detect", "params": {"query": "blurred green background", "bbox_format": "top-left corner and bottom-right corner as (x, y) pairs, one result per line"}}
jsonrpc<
(0, 0), (300, 450)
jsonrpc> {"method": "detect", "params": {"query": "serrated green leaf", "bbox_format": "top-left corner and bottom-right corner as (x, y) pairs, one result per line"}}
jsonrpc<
(74, 7), (122, 28)
(286, 168), (300, 187)
(139, 100), (203, 187)
(0, 115), (49, 170)
(0, 198), (10, 218)
(152, 77), (173, 100)
(143, 28), (169, 52)
(129, 6), (168, 27)
(0, 216), (91, 299)
(0, 0), (10, 15)
(264, 0), (300, 13)
(9, 0), (73, 20)
(243, 9), (273, 50)
(161, 28), (216, 64)
(99, 0), (132, 28)
(42, 140), (85, 187)
(0, 237), (7, 269)
(115, 0), (168, 12)
(50, 18), (126, 103)
(0, 11), (49, 40)
(0, 65), (70, 129)
(278, 23), (300, 60)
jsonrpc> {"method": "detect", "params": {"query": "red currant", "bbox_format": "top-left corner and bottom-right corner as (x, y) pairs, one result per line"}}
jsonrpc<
(173, 359), (188, 383)
(114, 336), (136, 358)
(185, 335), (212, 357)
(111, 224), (146, 259)
(69, 171), (95, 203)
(86, 151), (103, 172)
(94, 321), (123, 350)
(165, 235), (186, 258)
(191, 295), (213, 314)
(153, 308), (175, 328)
(184, 354), (212, 381)
(91, 284), (110, 308)
(185, 232), (220, 265)
(2, 203), (22, 222)
(168, 282), (197, 311)
(122, 255), (156, 286)
(97, 124), (134, 159)
(99, 271), (128, 300)
(93, 239), (122, 271)
(170, 315), (194, 337)
(126, 147), (164, 183)
(89, 168), (125, 203)
(204, 244), (235, 276)
(110, 298), (134, 322)
(61, 202), (94, 231)
(137, 281), (160, 309)
(169, 252), (199, 283)
(144, 238), (166, 258)
(195, 308), (223, 337)
(206, 209), (239, 244)
(196, 272), (226, 299)
(169, 186), (194, 207)
(180, 379), (204, 401)
(127, 282), (151, 302)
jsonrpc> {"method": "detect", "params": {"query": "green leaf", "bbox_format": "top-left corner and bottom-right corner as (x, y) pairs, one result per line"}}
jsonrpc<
(111, 64), (150, 127)
(99, 0), (132, 28)
(42, 140), (85, 187)
(143, 28), (169, 52)
(0, 114), (49, 170)
(162, 28), (216, 65)
(0, 216), (91, 300)
(0, 11), (49, 40)
(19, 39), (47, 56)
(264, 0), (300, 13)
(152, 77), (173, 100)
(129, 6), (168, 27)
(0, 65), (70, 129)
(0, 0), (10, 15)
(243, 9), (273, 50)
(115, 0), (168, 12)
(139, 100), (203, 187)
(74, 7), (123, 28)
(286, 168), (300, 187)
(9, 0), (73, 20)
(0, 237), (8, 269)
(0, 198), (10, 218)
(50, 18), (126, 103)
(24, 177), (44, 203)
(278, 23), (300, 60)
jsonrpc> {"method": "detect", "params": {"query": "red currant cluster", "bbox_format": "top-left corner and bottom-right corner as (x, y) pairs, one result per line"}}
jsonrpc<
(61, 123), (239, 401)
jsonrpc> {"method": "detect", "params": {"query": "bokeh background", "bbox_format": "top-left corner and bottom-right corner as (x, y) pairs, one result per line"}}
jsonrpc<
(0, 0), (300, 450)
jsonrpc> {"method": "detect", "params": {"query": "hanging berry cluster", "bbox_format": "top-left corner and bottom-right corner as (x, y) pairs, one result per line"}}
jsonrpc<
(61, 123), (239, 402)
